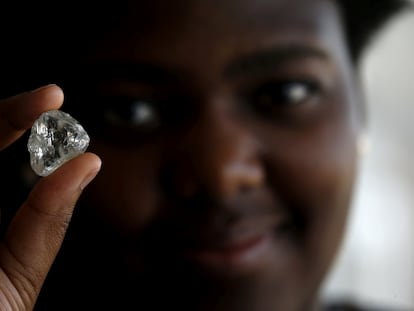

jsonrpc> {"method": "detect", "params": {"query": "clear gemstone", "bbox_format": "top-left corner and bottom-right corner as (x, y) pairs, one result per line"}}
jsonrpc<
(27, 110), (90, 177)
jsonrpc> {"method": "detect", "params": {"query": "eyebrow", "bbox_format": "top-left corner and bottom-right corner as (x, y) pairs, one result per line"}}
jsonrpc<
(81, 62), (176, 84)
(225, 45), (330, 78)
(81, 45), (329, 84)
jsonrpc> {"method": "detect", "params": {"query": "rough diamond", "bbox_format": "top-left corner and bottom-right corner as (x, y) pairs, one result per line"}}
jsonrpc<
(27, 110), (90, 177)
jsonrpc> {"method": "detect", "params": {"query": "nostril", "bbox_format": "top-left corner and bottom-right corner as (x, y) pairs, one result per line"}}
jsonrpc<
(239, 185), (252, 194)
(239, 184), (251, 194)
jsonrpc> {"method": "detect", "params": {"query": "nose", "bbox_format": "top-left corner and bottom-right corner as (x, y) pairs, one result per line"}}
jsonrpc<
(162, 96), (264, 200)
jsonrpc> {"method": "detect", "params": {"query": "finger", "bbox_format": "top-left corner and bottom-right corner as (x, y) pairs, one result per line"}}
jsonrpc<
(0, 152), (101, 307)
(0, 84), (64, 151)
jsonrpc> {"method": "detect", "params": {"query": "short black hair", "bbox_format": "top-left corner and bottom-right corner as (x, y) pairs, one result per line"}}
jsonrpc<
(337, 0), (411, 63)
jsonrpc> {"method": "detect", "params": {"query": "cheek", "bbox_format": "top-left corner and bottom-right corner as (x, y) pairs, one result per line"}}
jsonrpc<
(264, 122), (359, 260)
(300, 139), (358, 285)
(296, 138), (358, 246)
(261, 126), (359, 297)
(84, 144), (162, 235)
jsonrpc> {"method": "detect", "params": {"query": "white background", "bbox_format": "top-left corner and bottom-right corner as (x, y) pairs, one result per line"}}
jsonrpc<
(322, 6), (414, 310)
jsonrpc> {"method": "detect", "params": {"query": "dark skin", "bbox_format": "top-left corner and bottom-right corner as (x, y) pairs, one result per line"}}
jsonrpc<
(0, 0), (363, 310)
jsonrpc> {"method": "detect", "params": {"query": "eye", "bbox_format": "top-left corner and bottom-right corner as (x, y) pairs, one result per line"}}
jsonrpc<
(103, 97), (160, 130)
(253, 80), (319, 108)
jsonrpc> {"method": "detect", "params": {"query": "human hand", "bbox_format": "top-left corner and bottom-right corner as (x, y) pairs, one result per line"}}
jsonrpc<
(0, 85), (101, 310)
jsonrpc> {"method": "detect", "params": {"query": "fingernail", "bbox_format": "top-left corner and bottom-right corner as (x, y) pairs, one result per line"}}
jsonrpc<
(80, 167), (101, 190)
(30, 84), (57, 94)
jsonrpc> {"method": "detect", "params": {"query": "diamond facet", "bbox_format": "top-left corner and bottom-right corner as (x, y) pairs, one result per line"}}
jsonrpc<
(27, 110), (90, 177)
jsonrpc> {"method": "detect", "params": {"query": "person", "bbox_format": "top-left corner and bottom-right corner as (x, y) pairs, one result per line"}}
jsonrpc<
(0, 0), (409, 310)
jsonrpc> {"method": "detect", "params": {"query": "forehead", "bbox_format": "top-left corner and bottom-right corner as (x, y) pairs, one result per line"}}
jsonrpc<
(121, 0), (336, 30)
(86, 0), (347, 73)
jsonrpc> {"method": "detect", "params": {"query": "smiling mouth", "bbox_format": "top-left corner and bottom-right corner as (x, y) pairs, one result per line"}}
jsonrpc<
(178, 215), (291, 274)
(182, 233), (274, 271)
(137, 188), (293, 275)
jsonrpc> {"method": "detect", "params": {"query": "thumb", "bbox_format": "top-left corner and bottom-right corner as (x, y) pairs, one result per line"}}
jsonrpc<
(0, 152), (101, 309)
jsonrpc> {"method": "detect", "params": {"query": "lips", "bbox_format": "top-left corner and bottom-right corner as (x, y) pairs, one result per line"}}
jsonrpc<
(174, 212), (289, 274)
(182, 232), (273, 271)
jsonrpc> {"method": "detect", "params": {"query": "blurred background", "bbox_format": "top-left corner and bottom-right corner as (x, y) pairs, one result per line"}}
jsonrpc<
(322, 6), (414, 310)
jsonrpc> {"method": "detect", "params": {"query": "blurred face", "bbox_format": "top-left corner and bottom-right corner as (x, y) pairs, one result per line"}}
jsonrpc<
(70, 0), (362, 309)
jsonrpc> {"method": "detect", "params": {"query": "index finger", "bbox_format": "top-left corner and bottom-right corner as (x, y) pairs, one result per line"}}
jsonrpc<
(0, 84), (64, 151)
